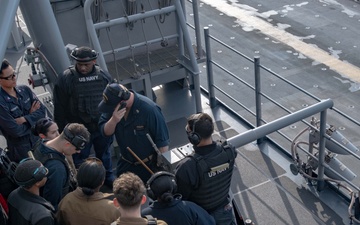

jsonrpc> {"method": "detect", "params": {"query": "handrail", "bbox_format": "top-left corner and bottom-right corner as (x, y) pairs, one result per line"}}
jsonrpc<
(202, 26), (360, 193)
(203, 27), (360, 151)
(228, 99), (333, 147)
(84, 0), (202, 112)
(228, 99), (333, 191)
(204, 26), (360, 127)
(84, 0), (177, 70)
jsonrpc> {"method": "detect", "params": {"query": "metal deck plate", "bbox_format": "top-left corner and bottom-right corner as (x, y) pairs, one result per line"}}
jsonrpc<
(232, 142), (345, 224)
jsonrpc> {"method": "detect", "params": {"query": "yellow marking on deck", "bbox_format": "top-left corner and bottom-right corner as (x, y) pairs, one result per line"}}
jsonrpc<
(201, 0), (360, 83)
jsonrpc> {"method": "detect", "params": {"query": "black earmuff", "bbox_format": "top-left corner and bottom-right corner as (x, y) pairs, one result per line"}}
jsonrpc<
(14, 158), (48, 187)
(63, 124), (87, 150)
(70, 47), (98, 62)
(146, 171), (177, 200)
(187, 114), (202, 146)
(32, 165), (48, 182)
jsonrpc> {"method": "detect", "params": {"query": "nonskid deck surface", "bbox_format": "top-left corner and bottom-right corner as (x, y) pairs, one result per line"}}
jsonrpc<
(154, 82), (348, 225)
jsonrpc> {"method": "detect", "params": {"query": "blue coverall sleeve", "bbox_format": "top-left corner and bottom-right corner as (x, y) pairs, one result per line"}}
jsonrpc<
(0, 87), (46, 138)
(23, 88), (47, 127)
(147, 106), (169, 148)
(53, 75), (70, 131)
(98, 112), (112, 137)
(0, 104), (30, 137)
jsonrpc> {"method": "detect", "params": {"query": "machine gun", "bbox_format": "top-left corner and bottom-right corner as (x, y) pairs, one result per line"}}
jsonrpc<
(0, 147), (17, 185)
(146, 133), (172, 172)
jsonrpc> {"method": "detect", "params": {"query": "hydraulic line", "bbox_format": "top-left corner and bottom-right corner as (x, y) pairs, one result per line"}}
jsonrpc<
(92, 0), (103, 23)
(290, 121), (360, 224)
(105, 26), (119, 77)
(92, 0), (105, 37)
(26, 47), (58, 79)
(126, 0), (137, 30)
(146, 0), (168, 47)
(121, 0), (141, 78)
(158, 0), (172, 23)
(139, 7), (152, 74)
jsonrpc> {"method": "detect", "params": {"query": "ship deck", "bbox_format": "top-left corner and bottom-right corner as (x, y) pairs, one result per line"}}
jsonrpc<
(153, 81), (348, 225)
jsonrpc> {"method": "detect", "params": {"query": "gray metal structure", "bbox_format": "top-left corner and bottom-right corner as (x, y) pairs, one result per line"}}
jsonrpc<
(0, 0), (20, 61)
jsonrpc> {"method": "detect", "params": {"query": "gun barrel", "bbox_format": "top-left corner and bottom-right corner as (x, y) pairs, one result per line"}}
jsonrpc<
(146, 133), (161, 155)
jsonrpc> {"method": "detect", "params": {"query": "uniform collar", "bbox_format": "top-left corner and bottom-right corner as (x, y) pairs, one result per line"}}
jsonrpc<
(193, 141), (217, 155)
(0, 86), (20, 101)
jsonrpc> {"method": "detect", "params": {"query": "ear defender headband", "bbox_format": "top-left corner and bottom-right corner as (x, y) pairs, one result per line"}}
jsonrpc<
(14, 158), (48, 187)
(187, 113), (202, 146)
(63, 124), (87, 150)
(107, 84), (131, 101)
(146, 171), (177, 201)
(70, 47), (98, 62)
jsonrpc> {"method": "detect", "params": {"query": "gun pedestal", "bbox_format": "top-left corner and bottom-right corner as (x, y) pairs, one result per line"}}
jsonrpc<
(163, 144), (194, 171)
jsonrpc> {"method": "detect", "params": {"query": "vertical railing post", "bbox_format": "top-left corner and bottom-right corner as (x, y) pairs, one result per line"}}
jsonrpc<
(175, 0), (202, 112)
(192, 0), (203, 59)
(204, 27), (216, 108)
(317, 109), (327, 191)
(254, 56), (263, 144)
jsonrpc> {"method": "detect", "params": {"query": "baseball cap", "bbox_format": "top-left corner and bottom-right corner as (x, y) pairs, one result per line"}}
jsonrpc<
(98, 83), (130, 113)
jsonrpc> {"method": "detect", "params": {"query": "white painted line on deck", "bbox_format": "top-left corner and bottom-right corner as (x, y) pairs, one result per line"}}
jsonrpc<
(201, 0), (360, 83)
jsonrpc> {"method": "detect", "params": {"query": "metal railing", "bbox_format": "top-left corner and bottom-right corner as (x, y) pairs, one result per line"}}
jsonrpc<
(202, 26), (360, 193)
(84, 0), (202, 112)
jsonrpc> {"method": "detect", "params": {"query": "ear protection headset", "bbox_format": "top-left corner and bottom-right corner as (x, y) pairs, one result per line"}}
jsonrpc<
(107, 83), (131, 101)
(14, 158), (48, 187)
(146, 171), (177, 200)
(70, 47), (98, 62)
(187, 113), (202, 146)
(63, 124), (87, 150)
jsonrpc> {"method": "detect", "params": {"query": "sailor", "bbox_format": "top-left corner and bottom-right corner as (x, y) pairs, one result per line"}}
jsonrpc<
(0, 59), (47, 162)
(33, 123), (90, 210)
(174, 113), (237, 225)
(142, 171), (216, 225)
(32, 117), (60, 141)
(32, 118), (77, 184)
(31, 117), (60, 153)
(53, 46), (115, 187)
(111, 172), (167, 225)
(98, 83), (170, 183)
(57, 157), (120, 225)
(7, 158), (56, 225)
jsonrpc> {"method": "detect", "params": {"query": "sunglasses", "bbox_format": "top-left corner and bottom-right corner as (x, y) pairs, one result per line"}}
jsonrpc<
(0, 72), (16, 80)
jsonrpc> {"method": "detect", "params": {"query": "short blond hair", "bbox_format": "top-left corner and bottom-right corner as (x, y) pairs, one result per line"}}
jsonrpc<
(113, 172), (145, 209)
